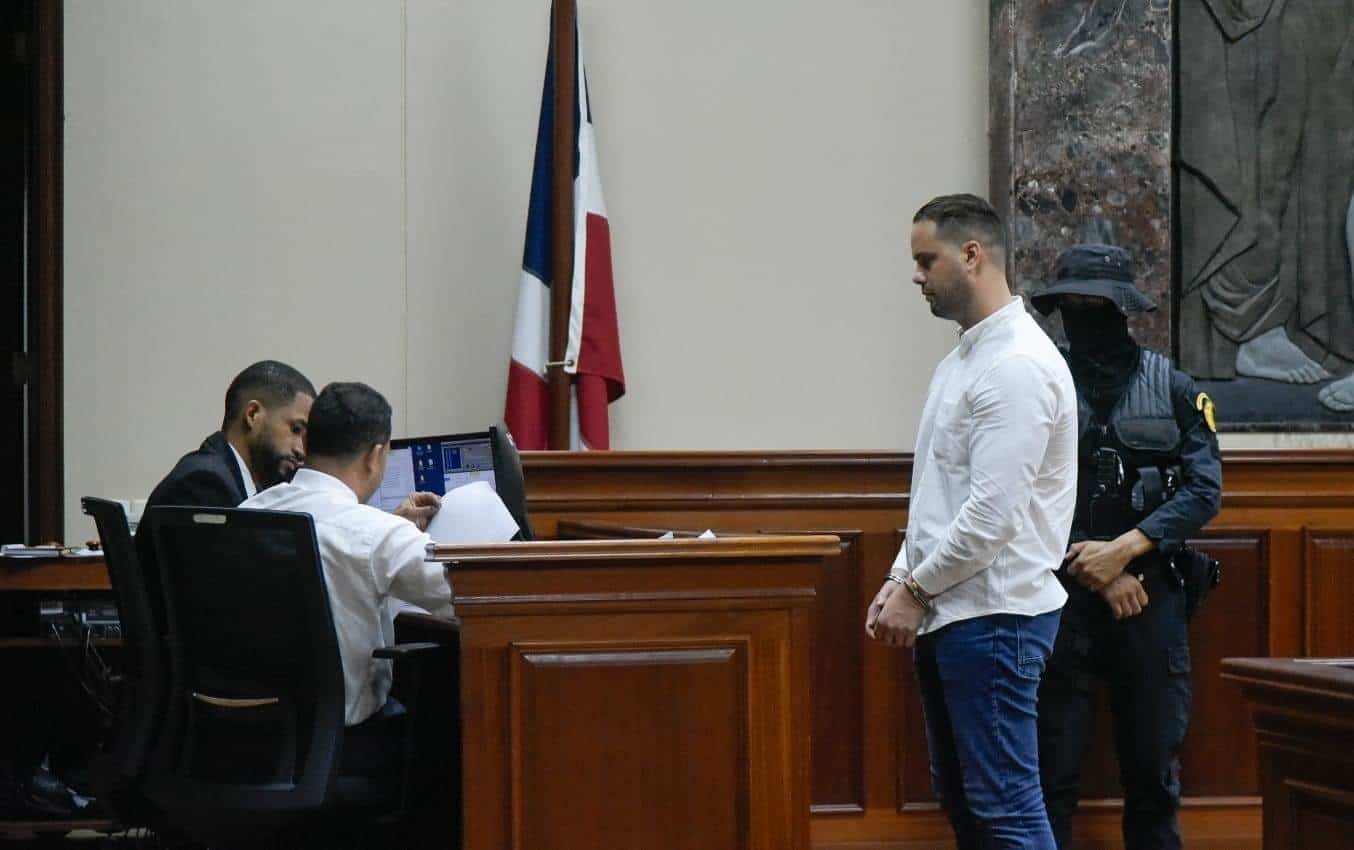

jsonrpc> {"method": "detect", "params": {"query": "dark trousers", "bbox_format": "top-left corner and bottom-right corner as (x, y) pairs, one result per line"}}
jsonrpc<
(341, 698), (407, 778)
(1036, 563), (1192, 850)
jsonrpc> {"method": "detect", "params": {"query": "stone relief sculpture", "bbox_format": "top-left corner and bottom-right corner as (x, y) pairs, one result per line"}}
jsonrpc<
(1178, 0), (1354, 414)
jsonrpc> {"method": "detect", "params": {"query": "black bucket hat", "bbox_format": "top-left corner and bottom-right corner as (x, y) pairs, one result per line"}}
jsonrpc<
(1030, 243), (1158, 316)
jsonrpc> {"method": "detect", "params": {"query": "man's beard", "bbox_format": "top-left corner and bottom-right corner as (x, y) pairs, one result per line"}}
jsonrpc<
(928, 287), (964, 322)
(249, 439), (298, 489)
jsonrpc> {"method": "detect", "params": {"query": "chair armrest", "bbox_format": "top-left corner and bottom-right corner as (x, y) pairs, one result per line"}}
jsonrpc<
(394, 610), (460, 637)
(372, 642), (443, 661)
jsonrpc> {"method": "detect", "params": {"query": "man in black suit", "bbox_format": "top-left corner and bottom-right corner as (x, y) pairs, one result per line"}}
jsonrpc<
(140, 360), (441, 534)
(142, 360), (318, 514)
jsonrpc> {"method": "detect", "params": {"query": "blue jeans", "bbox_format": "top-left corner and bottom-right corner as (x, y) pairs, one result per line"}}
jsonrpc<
(914, 610), (1062, 850)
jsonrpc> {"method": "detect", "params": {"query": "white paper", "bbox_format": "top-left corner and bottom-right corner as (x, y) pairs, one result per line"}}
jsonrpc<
(698, 529), (716, 539)
(426, 481), (519, 545)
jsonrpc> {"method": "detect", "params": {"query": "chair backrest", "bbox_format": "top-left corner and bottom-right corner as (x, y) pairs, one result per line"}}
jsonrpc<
(490, 422), (535, 541)
(80, 497), (165, 815)
(143, 506), (345, 835)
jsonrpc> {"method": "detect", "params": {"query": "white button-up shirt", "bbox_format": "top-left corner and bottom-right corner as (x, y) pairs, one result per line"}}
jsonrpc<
(242, 468), (454, 725)
(895, 297), (1077, 635)
(229, 443), (257, 499)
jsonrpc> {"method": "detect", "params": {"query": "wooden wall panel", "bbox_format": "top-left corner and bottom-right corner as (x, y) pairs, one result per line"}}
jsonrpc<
(894, 647), (932, 810)
(559, 519), (869, 814)
(520, 450), (1354, 849)
(510, 641), (749, 850)
(797, 531), (864, 814)
(1303, 531), (1354, 657)
(890, 532), (935, 810)
(1181, 533), (1268, 797)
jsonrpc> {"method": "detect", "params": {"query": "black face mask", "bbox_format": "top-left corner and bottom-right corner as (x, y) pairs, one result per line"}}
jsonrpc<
(1060, 302), (1131, 354)
(1060, 302), (1139, 410)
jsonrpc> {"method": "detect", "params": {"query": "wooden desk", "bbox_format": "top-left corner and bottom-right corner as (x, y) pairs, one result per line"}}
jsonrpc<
(428, 535), (836, 850)
(0, 557), (115, 837)
(1221, 657), (1354, 849)
(0, 556), (109, 591)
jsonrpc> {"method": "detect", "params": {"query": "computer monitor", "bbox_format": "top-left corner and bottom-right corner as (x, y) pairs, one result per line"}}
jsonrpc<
(368, 426), (535, 541)
(489, 422), (534, 541)
(368, 431), (496, 513)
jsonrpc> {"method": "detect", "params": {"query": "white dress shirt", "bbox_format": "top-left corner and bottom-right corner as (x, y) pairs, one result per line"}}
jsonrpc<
(242, 468), (454, 725)
(229, 444), (257, 499)
(894, 296), (1078, 635)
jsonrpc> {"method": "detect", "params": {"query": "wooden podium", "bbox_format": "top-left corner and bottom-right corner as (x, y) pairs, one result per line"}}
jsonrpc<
(1221, 658), (1354, 849)
(427, 536), (836, 850)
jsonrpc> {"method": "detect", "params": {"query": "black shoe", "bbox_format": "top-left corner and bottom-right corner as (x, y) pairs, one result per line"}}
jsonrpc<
(21, 759), (79, 818)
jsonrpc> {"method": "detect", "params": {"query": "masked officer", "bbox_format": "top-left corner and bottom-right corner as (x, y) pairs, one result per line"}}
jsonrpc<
(1030, 244), (1223, 850)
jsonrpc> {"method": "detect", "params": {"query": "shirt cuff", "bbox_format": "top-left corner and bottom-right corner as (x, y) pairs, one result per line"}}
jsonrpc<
(908, 562), (943, 598)
(888, 546), (909, 576)
(1135, 522), (1179, 556)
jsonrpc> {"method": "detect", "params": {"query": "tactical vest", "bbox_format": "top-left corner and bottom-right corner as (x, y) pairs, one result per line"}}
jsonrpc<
(1072, 349), (1183, 537)
(1076, 349), (1181, 464)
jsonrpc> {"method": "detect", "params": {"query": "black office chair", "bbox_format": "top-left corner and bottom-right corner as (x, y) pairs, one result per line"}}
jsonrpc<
(490, 421), (535, 540)
(80, 496), (166, 826)
(142, 505), (449, 847)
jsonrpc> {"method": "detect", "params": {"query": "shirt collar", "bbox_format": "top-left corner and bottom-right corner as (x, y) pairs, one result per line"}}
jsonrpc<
(228, 443), (258, 499)
(289, 467), (360, 504)
(957, 296), (1025, 355)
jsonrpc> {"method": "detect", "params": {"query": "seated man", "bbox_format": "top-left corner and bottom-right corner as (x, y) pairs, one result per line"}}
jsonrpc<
(140, 360), (437, 531)
(143, 360), (317, 512)
(241, 382), (454, 765)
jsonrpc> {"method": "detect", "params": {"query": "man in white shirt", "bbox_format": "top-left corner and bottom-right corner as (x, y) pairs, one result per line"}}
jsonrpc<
(243, 381), (455, 766)
(865, 194), (1077, 850)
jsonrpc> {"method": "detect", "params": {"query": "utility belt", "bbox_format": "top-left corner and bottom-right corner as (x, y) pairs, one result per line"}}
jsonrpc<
(1062, 537), (1219, 622)
(1077, 447), (1221, 620)
(1086, 447), (1182, 539)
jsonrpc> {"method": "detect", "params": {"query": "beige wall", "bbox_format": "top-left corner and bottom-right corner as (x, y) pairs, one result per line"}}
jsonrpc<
(400, 0), (989, 449)
(61, 1), (1345, 538)
(63, 0), (991, 537)
(65, 1), (408, 538)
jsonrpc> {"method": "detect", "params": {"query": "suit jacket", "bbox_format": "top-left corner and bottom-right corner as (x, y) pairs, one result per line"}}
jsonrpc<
(143, 431), (250, 512)
(137, 431), (250, 557)
(134, 431), (252, 633)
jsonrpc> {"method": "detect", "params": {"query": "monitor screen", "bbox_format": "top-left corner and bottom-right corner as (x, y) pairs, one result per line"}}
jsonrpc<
(368, 432), (497, 512)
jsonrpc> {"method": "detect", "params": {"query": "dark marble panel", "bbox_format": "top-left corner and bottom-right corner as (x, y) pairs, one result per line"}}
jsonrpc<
(992, 0), (1354, 430)
(991, 0), (1172, 353)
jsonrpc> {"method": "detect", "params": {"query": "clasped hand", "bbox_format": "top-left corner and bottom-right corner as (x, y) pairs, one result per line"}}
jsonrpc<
(864, 581), (927, 648)
(1064, 530), (1154, 619)
(1063, 539), (1133, 591)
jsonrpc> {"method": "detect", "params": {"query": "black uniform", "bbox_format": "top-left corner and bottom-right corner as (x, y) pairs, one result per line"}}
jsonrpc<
(1036, 348), (1222, 850)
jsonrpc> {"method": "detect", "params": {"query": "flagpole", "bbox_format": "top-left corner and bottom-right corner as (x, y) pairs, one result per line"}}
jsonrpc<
(547, 0), (578, 450)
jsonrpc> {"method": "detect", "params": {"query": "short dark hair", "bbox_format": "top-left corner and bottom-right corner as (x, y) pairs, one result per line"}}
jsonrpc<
(304, 382), (393, 460)
(221, 360), (317, 431)
(913, 193), (1007, 258)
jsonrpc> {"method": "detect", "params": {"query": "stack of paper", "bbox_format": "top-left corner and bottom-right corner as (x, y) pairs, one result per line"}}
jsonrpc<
(1, 544), (64, 559)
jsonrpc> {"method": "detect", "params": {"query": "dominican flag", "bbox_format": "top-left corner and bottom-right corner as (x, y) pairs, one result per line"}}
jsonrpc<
(505, 16), (625, 450)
